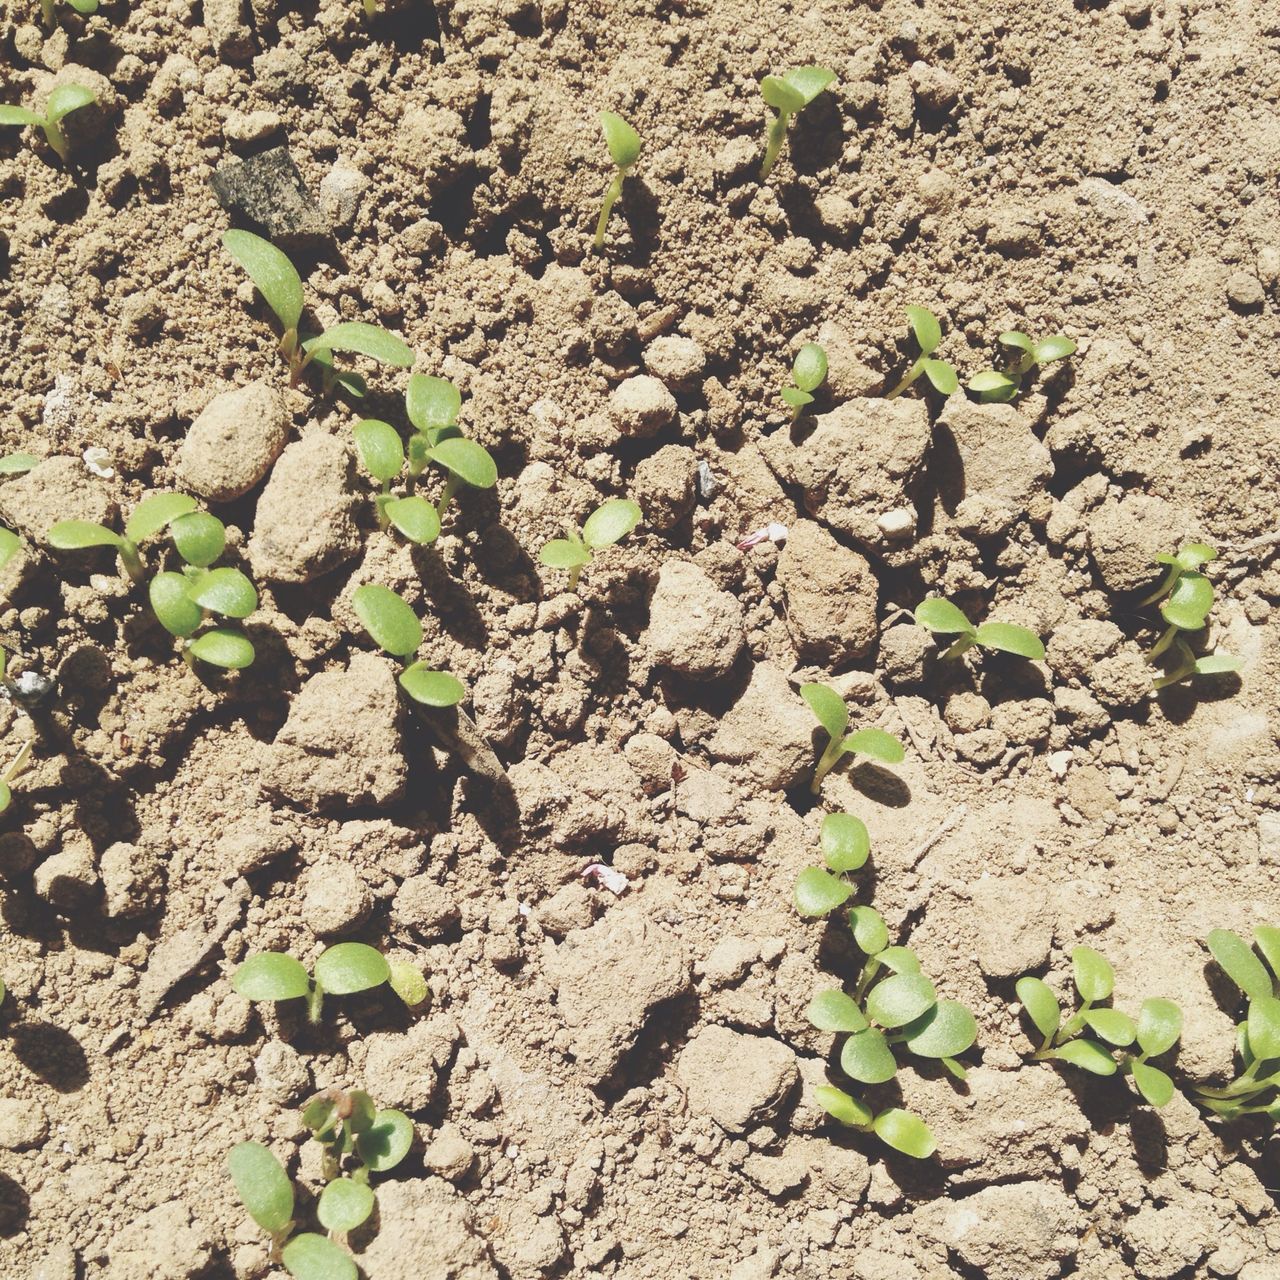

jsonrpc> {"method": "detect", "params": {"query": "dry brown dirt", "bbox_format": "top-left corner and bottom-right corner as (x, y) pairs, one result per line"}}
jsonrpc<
(2, 0), (1279, 1277)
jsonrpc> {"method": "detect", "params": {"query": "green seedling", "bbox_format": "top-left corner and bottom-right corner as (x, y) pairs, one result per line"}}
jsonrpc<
(801, 682), (904, 795)
(1016, 947), (1183, 1107)
(0, 733), (33, 817)
(1137, 543), (1240, 688)
(1193, 926), (1280, 1121)
(968, 331), (1076, 402)
(353, 419), (439, 546)
(403, 374), (498, 519)
(228, 1141), (296, 1256)
(0, 453), (39, 475)
(913, 597), (1045, 662)
(594, 111), (642, 253)
(302, 1086), (413, 1188)
(759, 67), (836, 180)
(232, 942), (426, 1025)
(885, 307), (958, 398)
(41, 0), (99, 22)
(540, 498), (642, 591)
(222, 230), (413, 392)
(805, 896), (978, 1157)
(781, 343), (827, 422)
(49, 491), (200, 583)
(352, 584), (465, 709)
(0, 526), (20, 574)
(794, 812), (869, 919)
(0, 85), (97, 163)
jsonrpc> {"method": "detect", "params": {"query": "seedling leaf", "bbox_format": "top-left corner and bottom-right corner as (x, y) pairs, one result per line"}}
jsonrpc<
(783, 66), (836, 105)
(539, 539), (591, 569)
(222, 230), (304, 332)
(356, 1108), (413, 1172)
(0, 453), (39, 474)
(399, 663), (465, 707)
(428, 437), (497, 490)
(1253, 927), (1280, 983)
(1176, 543), (1217, 571)
(0, 107), (44, 127)
(914, 598), (974, 635)
(760, 76), (806, 113)
(0, 528), (20, 571)
(282, 1233), (357, 1280)
(227, 1141), (294, 1235)
(303, 322), (414, 368)
(849, 906), (889, 956)
(1072, 946), (1114, 1002)
(600, 110), (642, 168)
(1161, 572), (1213, 631)
(354, 419), (405, 483)
(582, 498), (642, 549)
(806, 989), (868, 1034)
(387, 957), (429, 1008)
(876, 946), (922, 975)
(187, 629), (255, 669)
(1081, 1008), (1137, 1047)
(314, 942), (390, 996)
(170, 511), (227, 568)
(1207, 928), (1272, 1000)
(820, 812), (869, 873)
(47, 84), (97, 122)
(873, 1109), (935, 1159)
(792, 343), (828, 393)
(1034, 335), (1076, 363)
(781, 387), (813, 409)
(866, 973), (937, 1029)
(1246, 995), (1280, 1061)
(974, 622), (1045, 660)
(794, 867), (853, 918)
(126, 493), (198, 543)
(813, 1084), (873, 1128)
(149, 572), (203, 638)
(405, 374), (461, 435)
(1131, 1060), (1175, 1107)
(905, 306), (941, 355)
(188, 567), (257, 619)
(352, 584), (422, 657)
(317, 1178), (375, 1233)
(233, 953), (312, 1002)
(968, 370), (1018, 394)
(801, 682), (848, 740)
(839, 1027), (898, 1084)
(902, 1000), (978, 1059)
(842, 728), (905, 764)
(1051, 1039), (1116, 1075)
(1016, 976), (1061, 1040)
(999, 331), (1035, 354)
(923, 359), (958, 395)
(385, 497), (441, 546)
(48, 520), (121, 550)
(1193, 653), (1241, 676)
(1136, 998), (1182, 1057)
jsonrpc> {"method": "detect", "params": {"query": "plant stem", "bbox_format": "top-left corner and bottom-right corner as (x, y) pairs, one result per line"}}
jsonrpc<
(436, 474), (461, 519)
(375, 486), (391, 531)
(306, 982), (324, 1025)
(1137, 565), (1181, 606)
(810, 736), (843, 794)
(41, 0), (55, 26)
(363, 0), (376, 14)
(1, 742), (32, 785)
(940, 633), (977, 661)
(43, 119), (69, 163)
(593, 170), (625, 253)
(1146, 624), (1179, 663)
(760, 110), (790, 180)
(567, 563), (582, 592)
(118, 541), (144, 584)
(885, 356), (925, 400)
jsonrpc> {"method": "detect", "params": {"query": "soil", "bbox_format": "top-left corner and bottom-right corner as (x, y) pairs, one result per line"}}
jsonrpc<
(1, 0), (1279, 1278)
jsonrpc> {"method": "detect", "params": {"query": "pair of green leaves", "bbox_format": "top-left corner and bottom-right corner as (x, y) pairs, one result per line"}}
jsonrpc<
(913, 597), (1045, 662)
(539, 498), (642, 589)
(0, 85), (97, 162)
(351, 584), (465, 708)
(886, 306), (958, 398)
(1140, 544), (1241, 687)
(758, 67), (836, 180)
(794, 812), (869, 917)
(812, 1088), (936, 1159)
(800, 682), (905, 795)
(968, 331), (1076, 402)
(222, 230), (414, 393)
(302, 1089), (413, 1183)
(1017, 947), (1183, 1107)
(781, 343), (828, 418)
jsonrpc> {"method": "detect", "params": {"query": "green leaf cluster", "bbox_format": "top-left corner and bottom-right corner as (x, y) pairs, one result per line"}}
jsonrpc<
(758, 66), (836, 180)
(402, 373), (497, 518)
(968, 330), (1076, 402)
(351, 584), (466, 709)
(0, 84), (97, 163)
(1139, 543), (1240, 687)
(1016, 946), (1182, 1107)
(885, 306), (958, 399)
(800, 682), (904, 795)
(913, 597), (1045, 662)
(780, 343), (827, 421)
(594, 111), (643, 252)
(539, 498), (642, 591)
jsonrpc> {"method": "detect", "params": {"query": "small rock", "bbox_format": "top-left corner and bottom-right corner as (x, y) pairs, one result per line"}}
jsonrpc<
(633, 444), (696, 530)
(320, 158), (369, 229)
(713, 136), (758, 186)
(0, 1098), (48, 1149)
(532, 882), (595, 937)
(213, 817), (296, 877)
(99, 842), (164, 918)
(210, 146), (329, 249)
(252, 1040), (311, 1104)
(106, 1203), (214, 1280)
(814, 193), (862, 239)
(177, 380), (290, 502)
(876, 507), (916, 540)
(676, 1025), (798, 1133)
(1124, 1202), (1215, 1279)
(908, 60), (962, 113)
(222, 109), (282, 148)
(982, 203), (1042, 255)
(203, 0), (253, 63)
(397, 106), (469, 191)
(776, 520), (877, 665)
(609, 375), (678, 438)
(971, 878), (1053, 978)
(706, 662), (815, 790)
(917, 168), (956, 210)
(645, 559), (744, 678)
(301, 861), (371, 935)
(0, 455), (116, 545)
(119, 293), (164, 340)
(423, 1125), (475, 1182)
(392, 875), (461, 939)
(33, 842), (99, 908)
(0, 833), (39, 879)
(644, 335), (706, 389)
(247, 432), (361, 582)
(1089, 650), (1152, 708)
(1226, 270), (1264, 312)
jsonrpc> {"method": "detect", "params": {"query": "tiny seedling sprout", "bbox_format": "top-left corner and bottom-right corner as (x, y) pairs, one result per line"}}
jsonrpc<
(222, 230), (414, 392)
(540, 498), (642, 591)
(1138, 543), (1240, 688)
(968, 331), (1076, 402)
(1016, 947), (1183, 1107)
(0, 735), (33, 816)
(758, 67), (836, 180)
(41, 0), (98, 23)
(801, 682), (904, 795)
(913, 597), (1045, 662)
(352, 419), (439, 546)
(49, 491), (199, 583)
(781, 343), (827, 422)
(885, 307), (958, 399)
(351, 584), (465, 708)
(594, 111), (642, 253)
(0, 85), (97, 163)
(794, 812), (869, 919)
(403, 374), (498, 519)
(302, 1086), (413, 1187)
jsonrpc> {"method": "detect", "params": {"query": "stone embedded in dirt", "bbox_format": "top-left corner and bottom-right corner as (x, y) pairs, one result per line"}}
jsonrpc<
(301, 861), (371, 935)
(213, 815), (296, 878)
(1124, 1201), (1216, 1279)
(105, 1202), (214, 1279)
(1089, 649), (1153, 708)
(908, 60), (962, 114)
(608, 374), (678, 437)
(970, 878), (1054, 977)
(879, 623), (931, 688)
(913, 1180), (1082, 1280)
(936, 399), (1053, 536)
(247, 432), (362, 583)
(397, 105), (470, 191)
(676, 1025), (798, 1133)
(706, 662), (815, 790)
(644, 335), (706, 389)
(423, 1124), (476, 1182)
(633, 444), (696, 530)
(776, 520), (878, 665)
(252, 1040), (311, 1104)
(99, 842), (164, 919)
(358, 1178), (499, 1279)
(0, 455), (117, 545)
(1045, 618), (1124, 683)
(510, 747), (651, 852)
(533, 881), (595, 937)
(392, 873), (462, 939)
(266, 653), (408, 811)
(319, 158), (369, 228)
(210, 146), (329, 248)
(32, 842), (98, 909)
(176, 380), (290, 501)
(203, 0), (253, 63)
(0, 1098), (48, 1150)
(357, 1017), (460, 1113)
(1086, 492), (1196, 594)
(645, 558), (744, 678)
(545, 903), (690, 1084)
(759, 398), (931, 545)
(0, 832), (39, 879)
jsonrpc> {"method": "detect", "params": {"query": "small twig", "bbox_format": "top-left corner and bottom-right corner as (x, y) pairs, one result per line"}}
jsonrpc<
(906, 805), (967, 869)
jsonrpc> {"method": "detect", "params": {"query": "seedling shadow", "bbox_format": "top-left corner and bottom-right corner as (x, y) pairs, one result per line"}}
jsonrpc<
(789, 97), (845, 175)
(843, 760), (912, 809)
(469, 524), (541, 602)
(618, 177), (661, 265)
(0, 1174), (29, 1238)
(10, 1020), (90, 1092)
(1154, 672), (1244, 726)
(1129, 1106), (1170, 1176)
(413, 547), (490, 649)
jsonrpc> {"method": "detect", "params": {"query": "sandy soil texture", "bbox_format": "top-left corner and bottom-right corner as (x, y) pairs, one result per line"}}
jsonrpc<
(1, 0), (1279, 1277)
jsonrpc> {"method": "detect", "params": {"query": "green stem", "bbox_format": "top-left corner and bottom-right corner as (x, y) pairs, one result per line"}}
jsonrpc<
(363, 0), (376, 14)
(886, 355), (925, 400)
(306, 982), (324, 1025)
(810, 736), (843, 794)
(760, 110), (790, 179)
(436, 474), (461, 519)
(940, 632), (977, 661)
(566, 563), (583, 592)
(43, 119), (69, 163)
(118, 540), (144, 584)
(1137, 565), (1181, 606)
(1146, 624), (1179, 663)
(41, 0), (55, 25)
(593, 170), (626, 253)
(375, 486), (391, 531)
